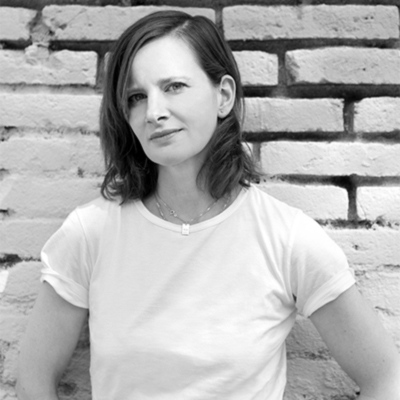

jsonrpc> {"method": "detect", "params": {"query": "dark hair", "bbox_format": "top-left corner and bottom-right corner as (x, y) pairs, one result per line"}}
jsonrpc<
(100, 10), (259, 203)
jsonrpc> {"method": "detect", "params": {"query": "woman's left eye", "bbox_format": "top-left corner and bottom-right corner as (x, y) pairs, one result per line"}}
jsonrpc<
(167, 82), (186, 92)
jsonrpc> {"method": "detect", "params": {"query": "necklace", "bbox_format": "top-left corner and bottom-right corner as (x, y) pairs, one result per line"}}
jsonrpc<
(154, 192), (230, 236)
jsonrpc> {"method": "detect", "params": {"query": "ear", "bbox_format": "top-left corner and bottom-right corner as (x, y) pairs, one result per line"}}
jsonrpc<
(217, 75), (236, 119)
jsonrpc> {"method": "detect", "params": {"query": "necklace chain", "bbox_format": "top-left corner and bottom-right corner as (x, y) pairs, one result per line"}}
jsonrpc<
(154, 192), (230, 235)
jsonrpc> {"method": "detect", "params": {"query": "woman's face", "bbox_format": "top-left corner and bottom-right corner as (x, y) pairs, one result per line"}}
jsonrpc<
(127, 35), (221, 171)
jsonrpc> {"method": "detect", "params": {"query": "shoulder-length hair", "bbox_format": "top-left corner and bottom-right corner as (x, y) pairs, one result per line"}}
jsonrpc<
(100, 10), (259, 203)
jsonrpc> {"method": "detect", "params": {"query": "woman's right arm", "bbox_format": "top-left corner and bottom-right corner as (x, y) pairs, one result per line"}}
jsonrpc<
(16, 282), (88, 400)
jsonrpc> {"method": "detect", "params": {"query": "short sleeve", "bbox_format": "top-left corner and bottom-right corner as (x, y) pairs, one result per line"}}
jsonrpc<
(289, 212), (355, 318)
(40, 209), (91, 308)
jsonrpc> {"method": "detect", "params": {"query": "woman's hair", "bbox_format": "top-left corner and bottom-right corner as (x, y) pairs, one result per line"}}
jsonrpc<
(100, 10), (260, 203)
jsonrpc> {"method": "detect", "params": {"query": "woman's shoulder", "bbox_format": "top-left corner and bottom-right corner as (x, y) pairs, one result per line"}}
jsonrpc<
(247, 184), (302, 224)
(71, 195), (137, 236)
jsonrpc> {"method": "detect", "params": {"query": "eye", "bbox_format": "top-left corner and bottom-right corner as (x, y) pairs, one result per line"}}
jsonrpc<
(128, 93), (146, 107)
(166, 82), (186, 93)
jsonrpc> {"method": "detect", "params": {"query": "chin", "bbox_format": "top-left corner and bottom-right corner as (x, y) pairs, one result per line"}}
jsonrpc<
(150, 155), (186, 167)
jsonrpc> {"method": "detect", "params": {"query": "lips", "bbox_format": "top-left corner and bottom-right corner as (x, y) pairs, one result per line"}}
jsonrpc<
(150, 129), (181, 140)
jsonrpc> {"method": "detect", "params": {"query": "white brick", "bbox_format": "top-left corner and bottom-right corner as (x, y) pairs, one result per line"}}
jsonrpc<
(354, 97), (400, 133)
(377, 313), (400, 349)
(0, 46), (98, 86)
(261, 142), (400, 176)
(357, 187), (400, 221)
(0, 313), (27, 342)
(0, 135), (103, 175)
(233, 51), (278, 86)
(357, 271), (400, 315)
(59, 349), (91, 397)
(0, 8), (36, 41)
(0, 93), (101, 130)
(0, 219), (63, 258)
(0, 176), (101, 218)
(286, 316), (326, 356)
(286, 48), (400, 85)
(43, 6), (215, 41)
(328, 228), (400, 269)
(3, 262), (42, 301)
(285, 359), (357, 399)
(223, 5), (399, 41)
(244, 98), (343, 132)
(0, 382), (18, 399)
(3, 343), (18, 384)
(258, 183), (348, 220)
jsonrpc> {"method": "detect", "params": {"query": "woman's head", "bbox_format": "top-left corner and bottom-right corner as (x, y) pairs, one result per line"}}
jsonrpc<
(100, 10), (258, 202)
(127, 34), (236, 170)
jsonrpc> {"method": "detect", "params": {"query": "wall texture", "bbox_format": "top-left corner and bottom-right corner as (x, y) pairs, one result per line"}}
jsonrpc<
(0, 1), (399, 399)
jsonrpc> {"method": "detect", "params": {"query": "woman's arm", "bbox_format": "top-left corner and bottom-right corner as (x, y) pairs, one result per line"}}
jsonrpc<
(16, 282), (88, 400)
(310, 285), (400, 400)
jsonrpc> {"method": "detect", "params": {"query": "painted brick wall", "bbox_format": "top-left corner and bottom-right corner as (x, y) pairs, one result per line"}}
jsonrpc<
(0, 1), (399, 399)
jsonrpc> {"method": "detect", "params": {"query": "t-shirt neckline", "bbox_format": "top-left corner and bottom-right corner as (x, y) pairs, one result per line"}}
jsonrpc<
(135, 187), (249, 234)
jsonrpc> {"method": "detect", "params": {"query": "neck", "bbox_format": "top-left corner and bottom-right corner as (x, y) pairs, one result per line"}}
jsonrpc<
(155, 164), (213, 220)
(143, 164), (240, 229)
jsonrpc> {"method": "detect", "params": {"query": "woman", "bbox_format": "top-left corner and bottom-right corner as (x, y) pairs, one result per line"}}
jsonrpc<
(17, 11), (400, 400)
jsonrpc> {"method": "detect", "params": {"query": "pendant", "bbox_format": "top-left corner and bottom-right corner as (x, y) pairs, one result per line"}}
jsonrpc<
(181, 224), (190, 236)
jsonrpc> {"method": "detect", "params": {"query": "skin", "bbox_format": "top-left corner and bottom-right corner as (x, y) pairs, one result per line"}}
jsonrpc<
(16, 283), (87, 400)
(310, 286), (400, 399)
(16, 34), (400, 399)
(128, 36), (222, 169)
(127, 35), (236, 220)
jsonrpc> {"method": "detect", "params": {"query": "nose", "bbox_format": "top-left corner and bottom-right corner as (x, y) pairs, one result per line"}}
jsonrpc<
(145, 92), (169, 124)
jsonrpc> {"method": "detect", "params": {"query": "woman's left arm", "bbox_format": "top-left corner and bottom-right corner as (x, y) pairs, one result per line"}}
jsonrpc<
(310, 285), (400, 400)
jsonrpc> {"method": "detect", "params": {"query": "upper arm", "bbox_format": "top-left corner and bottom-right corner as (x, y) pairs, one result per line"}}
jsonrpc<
(17, 282), (88, 398)
(310, 285), (400, 399)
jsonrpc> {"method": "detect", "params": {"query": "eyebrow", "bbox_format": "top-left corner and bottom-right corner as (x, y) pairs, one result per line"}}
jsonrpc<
(128, 76), (190, 92)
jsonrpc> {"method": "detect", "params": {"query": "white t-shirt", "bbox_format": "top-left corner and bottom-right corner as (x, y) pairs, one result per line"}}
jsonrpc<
(41, 185), (355, 400)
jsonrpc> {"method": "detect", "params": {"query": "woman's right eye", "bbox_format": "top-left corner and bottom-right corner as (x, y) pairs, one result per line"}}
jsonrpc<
(128, 93), (146, 107)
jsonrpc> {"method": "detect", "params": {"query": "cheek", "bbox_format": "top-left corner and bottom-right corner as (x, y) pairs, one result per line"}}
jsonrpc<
(129, 111), (144, 138)
(180, 95), (219, 131)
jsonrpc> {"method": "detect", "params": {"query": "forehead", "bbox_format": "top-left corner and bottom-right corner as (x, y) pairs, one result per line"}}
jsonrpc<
(129, 35), (206, 85)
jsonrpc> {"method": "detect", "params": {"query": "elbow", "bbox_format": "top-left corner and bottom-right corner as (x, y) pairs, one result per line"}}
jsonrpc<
(358, 359), (400, 400)
(15, 375), (58, 400)
(15, 379), (29, 400)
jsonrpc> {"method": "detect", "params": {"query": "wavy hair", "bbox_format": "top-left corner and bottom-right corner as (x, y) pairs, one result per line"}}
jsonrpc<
(100, 10), (259, 203)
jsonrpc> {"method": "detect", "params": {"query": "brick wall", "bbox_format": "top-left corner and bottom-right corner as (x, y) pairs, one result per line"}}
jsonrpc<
(0, 1), (399, 399)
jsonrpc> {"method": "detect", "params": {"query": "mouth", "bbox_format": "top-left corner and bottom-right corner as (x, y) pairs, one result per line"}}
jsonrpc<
(150, 129), (181, 141)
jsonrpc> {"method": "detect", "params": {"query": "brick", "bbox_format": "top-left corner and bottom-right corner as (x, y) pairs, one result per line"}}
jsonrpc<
(258, 182), (348, 220)
(357, 187), (400, 221)
(0, 46), (98, 86)
(0, 382), (18, 400)
(0, 219), (63, 258)
(260, 142), (400, 176)
(374, 312), (400, 348)
(357, 271), (400, 316)
(43, 6), (215, 41)
(3, 343), (18, 384)
(286, 48), (400, 85)
(328, 228), (400, 270)
(223, 5), (399, 41)
(286, 316), (326, 356)
(0, 93), (101, 130)
(0, 8), (36, 41)
(354, 97), (400, 133)
(61, 347), (91, 397)
(2, 262), (41, 301)
(0, 135), (103, 175)
(285, 358), (357, 399)
(0, 312), (27, 342)
(233, 51), (278, 86)
(244, 98), (343, 133)
(0, 176), (101, 218)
